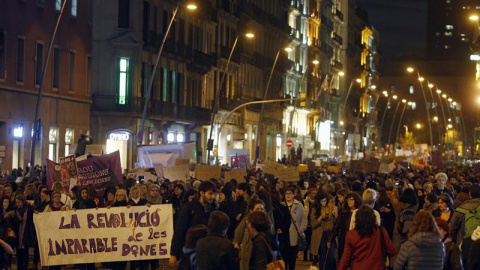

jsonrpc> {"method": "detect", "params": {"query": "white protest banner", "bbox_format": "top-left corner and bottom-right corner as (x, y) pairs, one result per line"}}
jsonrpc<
(195, 165), (221, 180)
(34, 205), (173, 266)
(224, 169), (247, 183)
(163, 165), (190, 181)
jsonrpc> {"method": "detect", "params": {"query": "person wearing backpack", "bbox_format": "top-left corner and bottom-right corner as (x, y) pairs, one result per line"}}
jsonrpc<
(449, 183), (480, 244)
(391, 184), (419, 266)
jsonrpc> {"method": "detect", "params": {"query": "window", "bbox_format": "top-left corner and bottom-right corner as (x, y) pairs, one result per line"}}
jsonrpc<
(88, 0), (93, 23)
(409, 85), (414, 94)
(69, 51), (75, 91)
(446, 25), (454, 30)
(16, 37), (25, 83)
(411, 102), (416, 110)
(0, 31), (5, 80)
(71, 0), (77, 17)
(55, 0), (62, 11)
(118, 0), (130, 28)
(118, 58), (129, 105)
(35, 42), (44, 85)
(53, 47), (60, 89)
(444, 32), (453, 36)
(65, 128), (74, 157)
(86, 56), (92, 95)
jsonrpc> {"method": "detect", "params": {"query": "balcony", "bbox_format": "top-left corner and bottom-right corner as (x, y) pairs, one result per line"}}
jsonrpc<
(321, 16), (334, 31)
(332, 33), (343, 45)
(92, 95), (211, 124)
(331, 59), (343, 70)
(220, 46), (241, 62)
(334, 9), (344, 22)
(321, 44), (334, 55)
(290, 28), (303, 41)
(189, 49), (216, 74)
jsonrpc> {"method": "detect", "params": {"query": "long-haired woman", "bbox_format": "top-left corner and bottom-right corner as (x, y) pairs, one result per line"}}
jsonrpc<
(338, 205), (397, 270)
(310, 191), (337, 269)
(393, 210), (445, 270)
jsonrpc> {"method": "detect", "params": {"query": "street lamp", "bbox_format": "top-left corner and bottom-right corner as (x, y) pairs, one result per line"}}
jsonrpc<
(207, 31), (255, 164)
(254, 47), (291, 166)
(139, 1), (198, 145)
(394, 99), (409, 146)
(406, 67), (433, 147)
(30, 0), (68, 175)
(388, 97), (403, 145)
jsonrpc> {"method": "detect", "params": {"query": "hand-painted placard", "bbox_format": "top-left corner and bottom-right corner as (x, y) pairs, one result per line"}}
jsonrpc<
(34, 205), (173, 266)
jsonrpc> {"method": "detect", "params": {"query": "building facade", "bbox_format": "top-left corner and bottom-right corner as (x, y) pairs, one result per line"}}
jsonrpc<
(0, 0), (92, 170)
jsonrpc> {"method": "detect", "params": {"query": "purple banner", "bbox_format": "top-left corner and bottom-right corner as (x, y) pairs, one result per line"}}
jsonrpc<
(47, 151), (123, 196)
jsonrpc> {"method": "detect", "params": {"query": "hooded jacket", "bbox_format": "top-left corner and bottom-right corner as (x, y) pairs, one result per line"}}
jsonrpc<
(393, 232), (445, 270)
(461, 225), (480, 270)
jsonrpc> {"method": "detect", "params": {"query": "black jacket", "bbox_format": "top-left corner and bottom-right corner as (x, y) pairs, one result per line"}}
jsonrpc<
(461, 228), (480, 270)
(170, 200), (217, 258)
(272, 202), (291, 246)
(13, 204), (36, 248)
(249, 232), (279, 270)
(196, 235), (239, 270)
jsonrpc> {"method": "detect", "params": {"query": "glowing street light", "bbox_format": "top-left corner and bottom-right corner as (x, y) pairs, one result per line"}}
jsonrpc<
(416, 123), (422, 129)
(442, 94), (447, 98)
(371, 85), (377, 90)
(186, 3), (198, 10)
(393, 95), (398, 100)
(428, 83), (434, 88)
(284, 47), (293, 52)
(436, 89), (442, 94)
(433, 116), (439, 122)
(338, 71), (345, 76)
(402, 99), (407, 103)
(312, 60), (319, 65)
(407, 67), (414, 73)
(418, 77), (425, 82)
(448, 98), (453, 102)
(245, 32), (255, 38)
(355, 78), (362, 83)
(470, 15), (479, 21)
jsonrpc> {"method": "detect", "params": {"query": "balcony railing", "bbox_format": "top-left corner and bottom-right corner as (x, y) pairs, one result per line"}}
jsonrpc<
(334, 9), (344, 22)
(332, 33), (343, 45)
(92, 95), (211, 124)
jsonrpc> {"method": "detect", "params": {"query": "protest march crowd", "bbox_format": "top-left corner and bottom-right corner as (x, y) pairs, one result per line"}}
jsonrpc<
(0, 161), (479, 270)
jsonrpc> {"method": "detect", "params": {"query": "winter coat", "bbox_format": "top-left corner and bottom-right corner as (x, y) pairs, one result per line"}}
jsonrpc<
(338, 227), (397, 270)
(443, 240), (463, 270)
(233, 218), (252, 270)
(310, 204), (335, 256)
(449, 198), (480, 243)
(170, 200), (217, 258)
(13, 205), (36, 249)
(461, 225), (480, 270)
(282, 200), (307, 246)
(196, 234), (239, 270)
(272, 202), (291, 247)
(393, 232), (445, 270)
(249, 232), (278, 270)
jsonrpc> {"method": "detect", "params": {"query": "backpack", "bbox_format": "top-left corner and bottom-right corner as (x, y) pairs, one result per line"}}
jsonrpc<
(455, 202), (480, 238)
(398, 207), (416, 238)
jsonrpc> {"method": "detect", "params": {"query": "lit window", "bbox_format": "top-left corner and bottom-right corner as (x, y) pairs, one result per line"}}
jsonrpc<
(276, 135), (282, 147)
(167, 133), (175, 143)
(409, 85), (414, 94)
(446, 25), (453, 30)
(411, 102), (416, 110)
(177, 133), (184, 143)
(13, 126), (23, 138)
(444, 45), (451, 49)
(118, 58), (129, 104)
(444, 32), (452, 36)
(71, 0), (77, 17)
(55, 0), (62, 11)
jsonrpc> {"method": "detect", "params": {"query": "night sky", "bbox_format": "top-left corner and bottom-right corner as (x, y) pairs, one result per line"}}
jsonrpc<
(356, 0), (428, 59)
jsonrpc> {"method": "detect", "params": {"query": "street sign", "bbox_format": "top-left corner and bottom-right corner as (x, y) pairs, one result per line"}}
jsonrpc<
(286, 140), (293, 148)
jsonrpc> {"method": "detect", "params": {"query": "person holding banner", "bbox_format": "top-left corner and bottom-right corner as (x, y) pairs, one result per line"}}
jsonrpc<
(44, 191), (70, 212)
(127, 185), (148, 207)
(72, 187), (96, 211)
(13, 196), (35, 270)
(169, 181), (218, 267)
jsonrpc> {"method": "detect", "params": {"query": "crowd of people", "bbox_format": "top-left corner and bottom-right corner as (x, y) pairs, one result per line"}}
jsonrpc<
(0, 163), (479, 270)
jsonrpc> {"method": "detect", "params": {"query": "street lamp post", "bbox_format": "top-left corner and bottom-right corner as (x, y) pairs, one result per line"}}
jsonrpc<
(254, 48), (287, 166)
(388, 97), (403, 145)
(407, 68), (434, 148)
(395, 101), (410, 145)
(436, 90), (450, 162)
(378, 95), (393, 149)
(138, 2), (197, 145)
(30, 0), (68, 176)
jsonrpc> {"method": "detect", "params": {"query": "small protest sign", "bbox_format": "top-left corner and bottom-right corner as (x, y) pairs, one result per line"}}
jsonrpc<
(195, 165), (221, 180)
